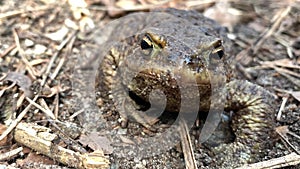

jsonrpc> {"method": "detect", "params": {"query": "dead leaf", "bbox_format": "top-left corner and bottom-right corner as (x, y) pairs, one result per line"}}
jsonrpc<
(41, 85), (64, 98)
(276, 125), (289, 137)
(79, 132), (113, 154)
(65, 18), (79, 30)
(116, 0), (137, 10)
(101, 0), (126, 17)
(0, 124), (8, 146)
(45, 26), (69, 41)
(33, 44), (47, 55)
(2, 72), (32, 97)
(119, 135), (135, 145)
(204, 2), (243, 31)
(24, 39), (34, 47)
(79, 16), (95, 31)
(291, 91), (300, 102)
(17, 152), (55, 167)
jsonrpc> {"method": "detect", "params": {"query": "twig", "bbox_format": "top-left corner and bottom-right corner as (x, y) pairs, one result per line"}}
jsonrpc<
(14, 122), (109, 169)
(54, 94), (59, 119)
(237, 153), (300, 169)
(0, 44), (16, 58)
(69, 109), (84, 119)
(0, 147), (23, 161)
(25, 97), (55, 119)
(0, 5), (53, 20)
(179, 119), (197, 169)
(276, 96), (288, 121)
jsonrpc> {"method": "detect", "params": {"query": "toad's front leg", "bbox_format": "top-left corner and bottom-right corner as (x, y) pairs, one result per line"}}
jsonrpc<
(214, 80), (276, 168)
(100, 47), (157, 131)
(112, 82), (158, 131)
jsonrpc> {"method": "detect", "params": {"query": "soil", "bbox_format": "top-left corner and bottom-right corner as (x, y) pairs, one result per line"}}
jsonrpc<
(0, 0), (299, 169)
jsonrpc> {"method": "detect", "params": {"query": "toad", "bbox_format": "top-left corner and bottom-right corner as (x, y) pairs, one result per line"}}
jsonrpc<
(93, 8), (275, 168)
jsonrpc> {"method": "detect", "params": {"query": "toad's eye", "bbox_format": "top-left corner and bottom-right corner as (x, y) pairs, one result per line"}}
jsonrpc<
(141, 34), (153, 50)
(211, 40), (224, 60)
(140, 33), (166, 56)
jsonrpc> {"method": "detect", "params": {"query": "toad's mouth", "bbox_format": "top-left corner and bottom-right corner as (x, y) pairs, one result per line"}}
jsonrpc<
(122, 51), (218, 86)
(124, 67), (212, 87)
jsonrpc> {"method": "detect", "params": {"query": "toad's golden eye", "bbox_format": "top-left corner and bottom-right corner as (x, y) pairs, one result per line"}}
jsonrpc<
(141, 34), (153, 50)
(140, 33), (166, 56)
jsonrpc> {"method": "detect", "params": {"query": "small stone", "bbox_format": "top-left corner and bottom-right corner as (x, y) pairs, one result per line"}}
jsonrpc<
(135, 163), (144, 169)
(117, 128), (127, 135)
(24, 39), (34, 47)
(33, 44), (47, 55)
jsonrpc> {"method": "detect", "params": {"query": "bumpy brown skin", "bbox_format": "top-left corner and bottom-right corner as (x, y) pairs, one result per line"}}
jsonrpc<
(95, 8), (275, 168)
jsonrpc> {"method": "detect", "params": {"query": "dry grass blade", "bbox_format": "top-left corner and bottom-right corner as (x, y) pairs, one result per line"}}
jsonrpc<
(259, 59), (300, 88)
(273, 67), (300, 88)
(252, 4), (292, 54)
(41, 30), (77, 86)
(260, 59), (300, 69)
(50, 34), (76, 80)
(13, 29), (38, 79)
(273, 88), (300, 102)
(276, 126), (300, 154)
(274, 35), (295, 58)
(273, 66), (300, 78)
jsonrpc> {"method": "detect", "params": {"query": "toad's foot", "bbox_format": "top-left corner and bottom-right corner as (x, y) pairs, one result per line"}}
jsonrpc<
(116, 96), (158, 132)
(213, 80), (276, 168)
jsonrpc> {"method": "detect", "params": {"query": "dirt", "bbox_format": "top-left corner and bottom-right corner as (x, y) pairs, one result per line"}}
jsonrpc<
(0, 0), (299, 168)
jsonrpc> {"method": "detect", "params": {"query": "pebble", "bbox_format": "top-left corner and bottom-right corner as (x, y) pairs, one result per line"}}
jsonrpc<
(33, 44), (47, 55)
(24, 39), (34, 47)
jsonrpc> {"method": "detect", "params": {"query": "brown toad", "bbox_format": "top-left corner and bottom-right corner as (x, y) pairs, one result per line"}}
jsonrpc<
(92, 8), (276, 168)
